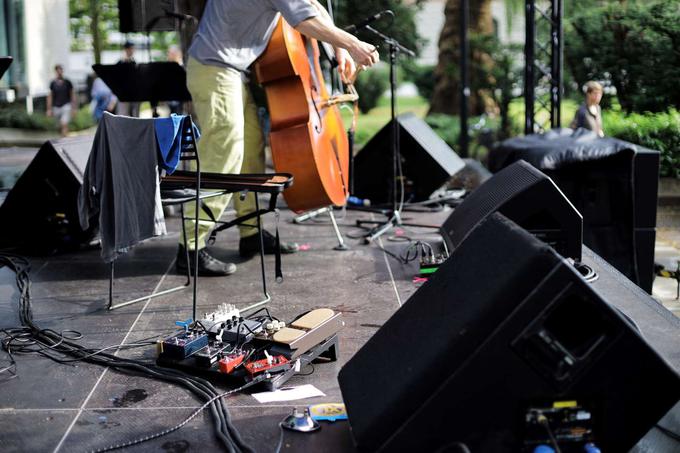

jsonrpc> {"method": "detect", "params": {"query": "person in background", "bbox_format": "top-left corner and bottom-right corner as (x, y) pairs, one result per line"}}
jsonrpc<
(91, 77), (117, 122)
(571, 81), (604, 137)
(120, 40), (136, 63)
(47, 64), (77, 136)
(116, 40), (140, 117)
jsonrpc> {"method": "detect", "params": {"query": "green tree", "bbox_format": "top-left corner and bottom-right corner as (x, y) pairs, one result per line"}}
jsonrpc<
(69, 0), (118, 63)
(566, 1), (680, 113)
(429, 0), (495, 116)
(332, 0), (425, 62)
(470, 34), (522, 138)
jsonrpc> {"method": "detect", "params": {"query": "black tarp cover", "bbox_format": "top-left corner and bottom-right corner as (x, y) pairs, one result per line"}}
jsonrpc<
(489, 128), (654, 172)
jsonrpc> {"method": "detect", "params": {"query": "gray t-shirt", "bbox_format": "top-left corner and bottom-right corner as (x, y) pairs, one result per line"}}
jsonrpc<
(189, 0), (318, 72)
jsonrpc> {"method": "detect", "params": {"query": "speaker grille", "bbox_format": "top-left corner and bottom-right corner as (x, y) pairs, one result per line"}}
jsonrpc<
(443, 160), (544, 249)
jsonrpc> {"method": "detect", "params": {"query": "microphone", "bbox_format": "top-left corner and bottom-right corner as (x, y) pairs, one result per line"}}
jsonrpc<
(344, 10), (393, 33)
(163, 9), (198, 23)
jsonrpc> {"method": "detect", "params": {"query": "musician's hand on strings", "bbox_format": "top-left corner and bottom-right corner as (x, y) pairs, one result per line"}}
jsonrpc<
(335, 48), (357, 84)
(348, 40), (379, 69)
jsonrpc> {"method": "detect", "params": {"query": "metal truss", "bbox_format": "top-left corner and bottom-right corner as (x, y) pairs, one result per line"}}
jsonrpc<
(524, 0), (563, 134)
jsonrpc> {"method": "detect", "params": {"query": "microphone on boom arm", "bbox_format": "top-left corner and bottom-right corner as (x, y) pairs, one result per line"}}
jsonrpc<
(344, 10), (394, 33)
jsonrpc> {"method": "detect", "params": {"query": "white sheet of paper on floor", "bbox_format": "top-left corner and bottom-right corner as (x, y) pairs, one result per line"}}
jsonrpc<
(251, 384), (325, 403)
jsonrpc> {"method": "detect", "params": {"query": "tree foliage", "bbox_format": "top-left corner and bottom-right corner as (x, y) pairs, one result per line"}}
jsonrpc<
(331, 0), (425, 61)
(566, 1), (680, 113)
(69, 0), (119, 62)
(429, 0), (494, 115)
(470, 34), (522, 139)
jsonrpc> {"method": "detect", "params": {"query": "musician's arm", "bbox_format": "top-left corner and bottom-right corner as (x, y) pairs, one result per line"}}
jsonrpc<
(295, 6), (378, 68)
(308, 0), (334, 23)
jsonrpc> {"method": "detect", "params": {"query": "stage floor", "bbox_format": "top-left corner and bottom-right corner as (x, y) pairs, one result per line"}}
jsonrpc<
(1, 205), (679, 452)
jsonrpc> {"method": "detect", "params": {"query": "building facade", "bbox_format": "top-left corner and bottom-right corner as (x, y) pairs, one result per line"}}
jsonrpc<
(0, 0), (70, 109)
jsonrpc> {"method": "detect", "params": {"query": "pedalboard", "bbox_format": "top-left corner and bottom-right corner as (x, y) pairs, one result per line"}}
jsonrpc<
(156, 308), (343, 391)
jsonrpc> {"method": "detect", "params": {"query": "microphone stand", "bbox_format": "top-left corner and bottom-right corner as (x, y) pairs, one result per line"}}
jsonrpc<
(354, 25), (419, 243)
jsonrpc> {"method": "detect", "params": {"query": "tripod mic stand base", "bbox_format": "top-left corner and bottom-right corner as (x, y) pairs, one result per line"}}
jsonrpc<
(293, 206), (350, 251)
(361, 211), (402, 244)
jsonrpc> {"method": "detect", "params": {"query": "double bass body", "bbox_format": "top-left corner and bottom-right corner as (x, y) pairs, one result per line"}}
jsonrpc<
(255, 18), (350, 213)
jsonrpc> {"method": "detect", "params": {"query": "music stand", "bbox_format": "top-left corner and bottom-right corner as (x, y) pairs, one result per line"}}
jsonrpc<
(93, 62), (192, 116)
(0, 57), (13, 79)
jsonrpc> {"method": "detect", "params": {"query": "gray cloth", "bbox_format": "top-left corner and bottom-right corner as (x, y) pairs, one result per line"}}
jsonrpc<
(188, 0), (317, 72)
(78, 112), (166, 262)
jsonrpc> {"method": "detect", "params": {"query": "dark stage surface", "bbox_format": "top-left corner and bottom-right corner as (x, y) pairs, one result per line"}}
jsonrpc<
(1, 206), (679, 452)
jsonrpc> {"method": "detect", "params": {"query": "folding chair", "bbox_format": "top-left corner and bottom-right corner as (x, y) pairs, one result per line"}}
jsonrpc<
(108, 116), (293, 321)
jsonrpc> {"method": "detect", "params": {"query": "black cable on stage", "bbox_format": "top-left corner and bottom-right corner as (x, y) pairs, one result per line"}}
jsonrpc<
(373, 239), (437, 266)
(0, 253), (254, 452)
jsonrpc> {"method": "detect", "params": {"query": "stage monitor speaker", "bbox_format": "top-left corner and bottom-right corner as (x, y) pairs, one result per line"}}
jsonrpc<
(0, 136), (95, 252)
(541, 150), (659, 293)
(491, 144), (659, 293)
(441, 159), (583, 260)
(352, 112), (465, 204)
(119, 0), (177, 33)
(338, 213), (680, 452)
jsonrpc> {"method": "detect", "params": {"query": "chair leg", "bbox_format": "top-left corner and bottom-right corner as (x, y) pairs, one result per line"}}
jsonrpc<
(191, 172), (200, 322)
(180, 203), (191, 286)
(241, 195), (271, 314)
(107, 205), (192, 311)
(108, 261), (114, 310)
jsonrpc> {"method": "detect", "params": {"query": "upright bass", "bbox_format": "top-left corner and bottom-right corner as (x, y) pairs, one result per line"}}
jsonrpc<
(254, 18), (355, 213)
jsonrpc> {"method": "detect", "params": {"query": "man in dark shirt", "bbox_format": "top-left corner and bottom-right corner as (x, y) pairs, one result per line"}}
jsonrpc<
(116, 41), (140, 117)
(47, 65), (77, 136)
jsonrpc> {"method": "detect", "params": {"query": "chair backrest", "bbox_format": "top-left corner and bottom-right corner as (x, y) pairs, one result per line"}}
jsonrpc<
(178, 116), (199, 166)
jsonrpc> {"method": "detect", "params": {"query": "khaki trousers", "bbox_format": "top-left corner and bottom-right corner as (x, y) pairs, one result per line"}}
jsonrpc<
(182, 57), (265, 250)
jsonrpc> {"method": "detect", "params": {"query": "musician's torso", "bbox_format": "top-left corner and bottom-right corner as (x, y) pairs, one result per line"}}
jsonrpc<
(188, 0), (317, 73)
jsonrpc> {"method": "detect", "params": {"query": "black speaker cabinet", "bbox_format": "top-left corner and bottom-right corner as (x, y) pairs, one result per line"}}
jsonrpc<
(490, 140), (659, 293)
(545, 150), (659, 293)
(119, 0), (177, 33)
(0, 136), (95, 251)
(441, 160), (583, 260)
(352, 113), (465, 204)
(339, 213), (680, 452)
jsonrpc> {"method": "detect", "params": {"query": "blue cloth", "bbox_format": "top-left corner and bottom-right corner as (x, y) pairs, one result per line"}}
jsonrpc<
(91, 78), (117, 122)
(154, 114), (200, 174)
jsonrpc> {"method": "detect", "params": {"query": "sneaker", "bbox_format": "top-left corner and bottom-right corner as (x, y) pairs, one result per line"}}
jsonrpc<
(239, 229), (299, 258)
(176, 245), (237, 276)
